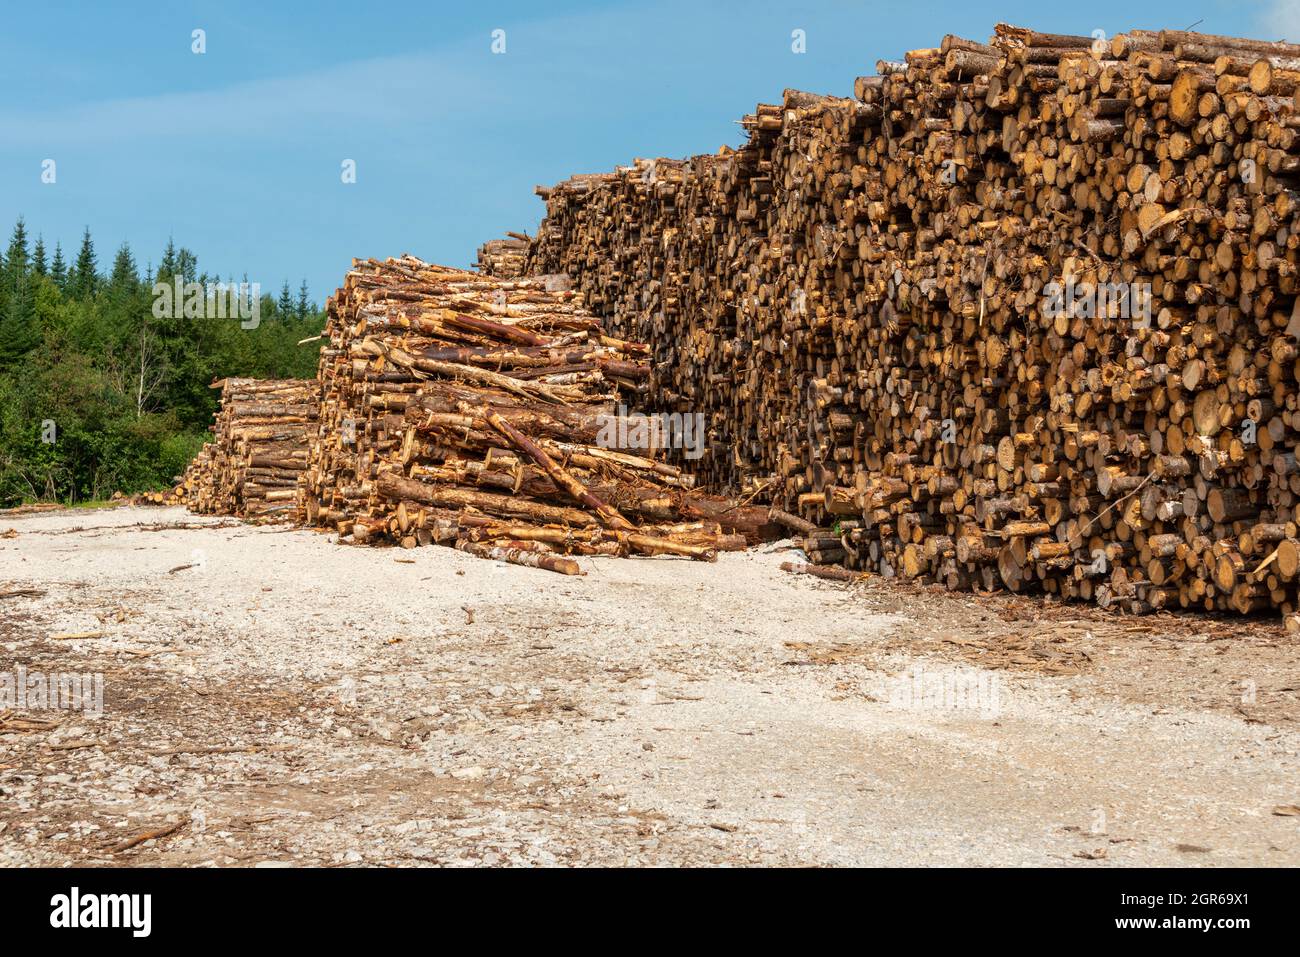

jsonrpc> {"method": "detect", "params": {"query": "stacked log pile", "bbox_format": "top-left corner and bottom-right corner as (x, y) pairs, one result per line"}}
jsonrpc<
(181, 378), (314, 522)
(523, 23), (1300, 616)
(124, 488), (185, 507)
(475, 233), (531, 278)
(298, 256), (772, 571)
(169, 444), (215, 506)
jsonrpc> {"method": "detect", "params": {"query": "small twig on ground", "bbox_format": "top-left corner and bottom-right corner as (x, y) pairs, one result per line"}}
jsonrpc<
(144, 743), (293, 757)
(109, 820), (187, 854)
(0, 588), (45, 599)
(0, 710), (60, 734)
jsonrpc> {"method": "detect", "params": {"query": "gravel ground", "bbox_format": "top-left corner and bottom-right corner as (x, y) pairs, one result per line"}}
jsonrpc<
(1, 505), (1298, 867)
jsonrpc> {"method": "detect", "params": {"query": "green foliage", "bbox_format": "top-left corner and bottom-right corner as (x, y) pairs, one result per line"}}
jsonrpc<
(49, 242), (67, 289)
(0, 218), (325, 506)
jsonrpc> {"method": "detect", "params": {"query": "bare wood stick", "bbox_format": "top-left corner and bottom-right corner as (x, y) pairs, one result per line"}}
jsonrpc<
(109, 820), (187, 853)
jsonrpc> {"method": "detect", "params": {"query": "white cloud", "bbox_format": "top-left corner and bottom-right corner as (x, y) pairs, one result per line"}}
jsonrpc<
(0, 49), (507, 147)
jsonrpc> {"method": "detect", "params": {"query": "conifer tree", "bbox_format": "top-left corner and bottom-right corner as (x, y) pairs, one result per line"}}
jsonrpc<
(158, 238), (179, 281)
(0, 218), (37, 362)
(5, 217), (29, 283)
(69, 227), (98, 300)
(50, 242), (67, 289)
(278, 280), (294, 319)
(109, 242), (138, 290)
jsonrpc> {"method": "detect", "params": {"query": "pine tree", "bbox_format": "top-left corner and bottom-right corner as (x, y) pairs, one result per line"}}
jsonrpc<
(297, 279), (311, 320)
(5, 217), (29, 282)
(157, 238), (178, 282)
(107, 243), (140, 330)
(32, 236), (47, 276)
(50, 242), (67, 289)
(109, 242), (138, 290)
(0, 217), (37, 361)
(178, 248), (197, 283)
(2, 216), (31, 309)
(69, 227), (98, 300)
(277, 280), (294, 319)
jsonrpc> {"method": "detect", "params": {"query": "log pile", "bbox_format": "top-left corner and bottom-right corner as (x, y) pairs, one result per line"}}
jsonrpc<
(475, 233), (531, 278)
(181, 378), (314, 522)
(298, 256), (773, 571)
(175, 443), (215, 508)
(523, 23), (1300, 616)
(120, 488), (185, 507)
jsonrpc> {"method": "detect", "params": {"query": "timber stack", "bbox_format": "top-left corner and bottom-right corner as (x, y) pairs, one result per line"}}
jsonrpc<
(522, 23), (1300, 617)
(169, 444), (215, 506)
(475, 233), (531, 278)
(125, 488), (185, 507)
(182, 378), (314, 522)
(297, 256), (772, 572)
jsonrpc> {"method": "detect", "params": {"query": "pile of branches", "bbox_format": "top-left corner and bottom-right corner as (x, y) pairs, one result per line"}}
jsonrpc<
(522, 24), (1300, 616)
(298, 256), (773, 573)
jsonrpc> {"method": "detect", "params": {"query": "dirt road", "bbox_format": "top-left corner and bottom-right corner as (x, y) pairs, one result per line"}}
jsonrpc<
(1, 506), (1297, 866)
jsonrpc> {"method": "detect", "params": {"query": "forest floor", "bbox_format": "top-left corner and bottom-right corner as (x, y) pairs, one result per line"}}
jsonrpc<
(1, 505), (1298, 867)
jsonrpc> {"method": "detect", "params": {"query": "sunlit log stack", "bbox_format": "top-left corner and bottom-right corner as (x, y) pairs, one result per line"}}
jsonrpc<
(474, 233), (531, 278)
(129, 488), (185, 506)
(524, 23), (1300, 616)
(170, 443), (214, 506)
(297, 256), (773, 572)
(181, 378), (314, 522)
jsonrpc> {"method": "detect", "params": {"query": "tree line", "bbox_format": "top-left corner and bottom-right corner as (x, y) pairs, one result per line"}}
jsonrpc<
(0, 217), (325, 506)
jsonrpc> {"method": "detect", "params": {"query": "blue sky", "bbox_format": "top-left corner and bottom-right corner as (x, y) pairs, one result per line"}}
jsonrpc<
(0, 0), (1289, 301)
